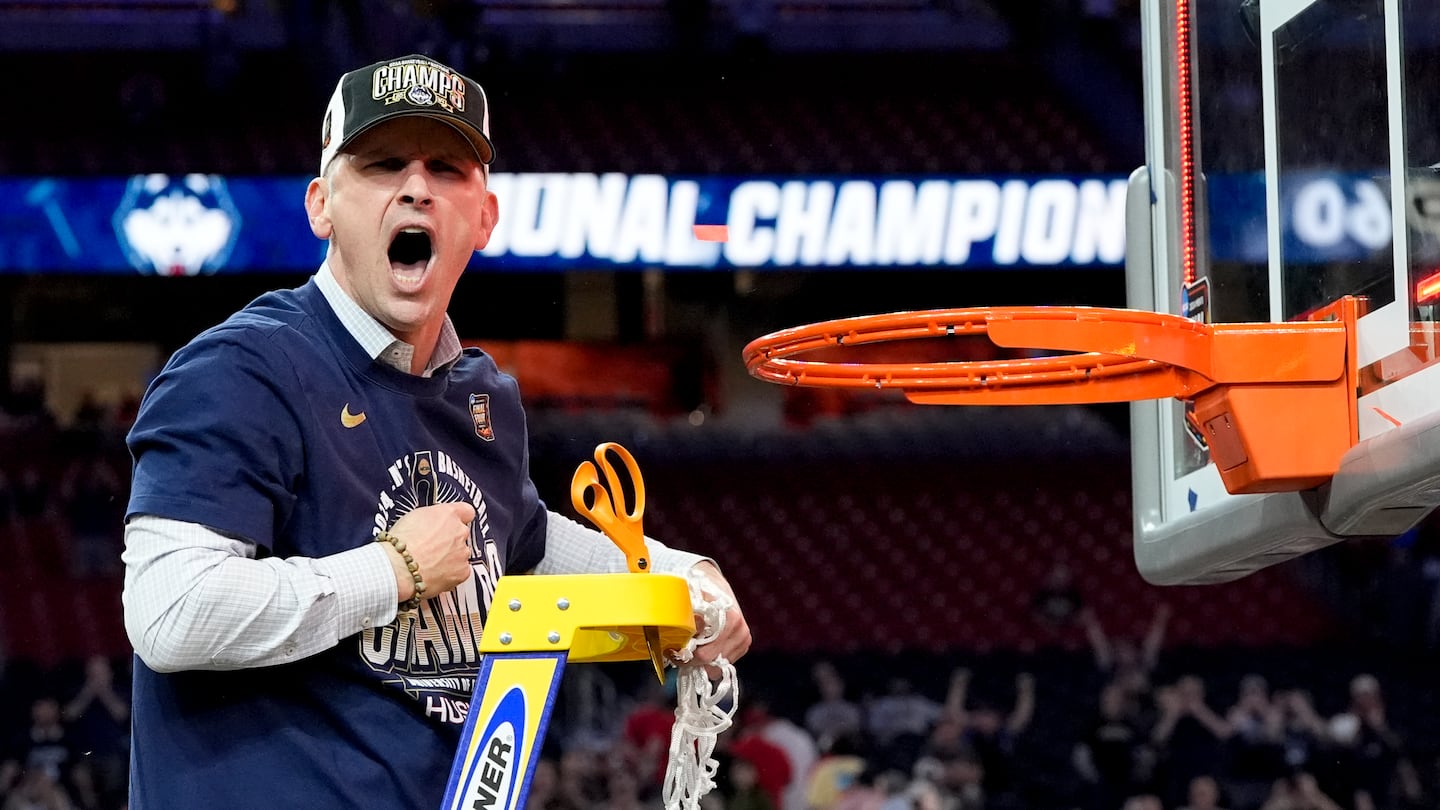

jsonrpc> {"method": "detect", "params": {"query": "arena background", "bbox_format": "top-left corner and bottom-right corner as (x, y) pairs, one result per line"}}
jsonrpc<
(1, 3), (1438, 810)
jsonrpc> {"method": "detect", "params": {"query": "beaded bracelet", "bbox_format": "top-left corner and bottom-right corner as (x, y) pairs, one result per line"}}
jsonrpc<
(377, 530), (426, 611)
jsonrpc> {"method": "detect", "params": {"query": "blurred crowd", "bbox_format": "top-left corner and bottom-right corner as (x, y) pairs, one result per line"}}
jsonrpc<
(2, 623), (1431, 810)
(1, 657), (129, 810)
(525, 607), (1432, 810)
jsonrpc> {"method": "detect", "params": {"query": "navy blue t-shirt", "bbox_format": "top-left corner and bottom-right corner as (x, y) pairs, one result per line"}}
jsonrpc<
(125, 280), (547, 808)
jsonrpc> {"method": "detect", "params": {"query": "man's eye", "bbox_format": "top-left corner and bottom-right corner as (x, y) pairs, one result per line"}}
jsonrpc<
(430, 160), (461, 174)
(370, 158), (405, 170)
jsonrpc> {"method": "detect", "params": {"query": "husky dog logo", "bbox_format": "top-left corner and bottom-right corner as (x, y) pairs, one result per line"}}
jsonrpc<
(114, 173), (241, 276)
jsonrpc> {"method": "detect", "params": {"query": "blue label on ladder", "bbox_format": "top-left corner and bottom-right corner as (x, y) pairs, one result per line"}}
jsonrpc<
(440, 652), (567, 810)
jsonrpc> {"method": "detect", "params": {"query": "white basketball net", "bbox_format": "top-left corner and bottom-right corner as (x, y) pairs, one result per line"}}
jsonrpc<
(661, 569), (739, 810)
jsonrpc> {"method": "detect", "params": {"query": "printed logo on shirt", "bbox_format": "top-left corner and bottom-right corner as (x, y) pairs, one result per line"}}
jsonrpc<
(360, 448), (503, 725)
(340, 404), (367, 428)
(469, 393), (494, 441)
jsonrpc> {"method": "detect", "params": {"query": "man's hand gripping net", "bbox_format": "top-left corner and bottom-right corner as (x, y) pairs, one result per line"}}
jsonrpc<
(662, 569), (739, 810)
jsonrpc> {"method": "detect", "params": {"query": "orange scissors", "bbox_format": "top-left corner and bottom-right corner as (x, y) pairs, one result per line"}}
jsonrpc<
(570, 442), (666, 681)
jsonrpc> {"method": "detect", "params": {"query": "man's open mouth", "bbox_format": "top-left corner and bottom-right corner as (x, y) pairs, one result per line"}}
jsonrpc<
(388, 229), (433, 275)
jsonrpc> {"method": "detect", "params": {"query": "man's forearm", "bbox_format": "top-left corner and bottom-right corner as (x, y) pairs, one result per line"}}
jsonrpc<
(123, 515), (399, 672)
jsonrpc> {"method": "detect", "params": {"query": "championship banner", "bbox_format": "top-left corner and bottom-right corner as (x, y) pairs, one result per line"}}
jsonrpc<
(0, 171), (1392, 273)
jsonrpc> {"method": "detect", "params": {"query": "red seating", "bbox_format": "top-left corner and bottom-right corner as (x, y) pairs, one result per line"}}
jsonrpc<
(616, 457), (1341, 655)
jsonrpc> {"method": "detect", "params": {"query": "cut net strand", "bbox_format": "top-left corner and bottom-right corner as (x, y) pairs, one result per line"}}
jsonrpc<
(662, 569), (738, 810)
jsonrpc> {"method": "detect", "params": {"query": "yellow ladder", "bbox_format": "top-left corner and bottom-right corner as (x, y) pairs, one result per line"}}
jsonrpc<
(440, 572), (695, 810)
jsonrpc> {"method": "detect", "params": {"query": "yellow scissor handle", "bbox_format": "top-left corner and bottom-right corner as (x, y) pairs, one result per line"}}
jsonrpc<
(570, 442), (650, 573)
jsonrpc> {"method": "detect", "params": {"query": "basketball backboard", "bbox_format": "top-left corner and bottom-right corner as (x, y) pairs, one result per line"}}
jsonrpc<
(1130, 0), (1440, 583)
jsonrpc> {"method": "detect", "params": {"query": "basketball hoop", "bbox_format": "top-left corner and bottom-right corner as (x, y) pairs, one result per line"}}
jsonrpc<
(743, 300), (1361, 495)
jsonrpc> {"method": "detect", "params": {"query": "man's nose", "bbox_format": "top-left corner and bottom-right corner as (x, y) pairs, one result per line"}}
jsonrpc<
(397, 163), (433, 207)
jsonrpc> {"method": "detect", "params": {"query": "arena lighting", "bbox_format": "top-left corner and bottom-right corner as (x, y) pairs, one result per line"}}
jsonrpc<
(1416, 268), (1440, 304)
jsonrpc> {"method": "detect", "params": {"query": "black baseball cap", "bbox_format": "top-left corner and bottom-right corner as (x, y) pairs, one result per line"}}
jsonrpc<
(319, 54), (495, 175)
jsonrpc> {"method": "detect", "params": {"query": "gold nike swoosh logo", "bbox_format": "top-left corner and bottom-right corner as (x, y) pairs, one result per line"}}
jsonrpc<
(340, 404), (367, 429)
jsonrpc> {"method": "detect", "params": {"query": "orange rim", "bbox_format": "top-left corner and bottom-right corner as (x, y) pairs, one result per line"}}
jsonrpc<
(744, 303), (1363, 494)
(744, 307), (1196, 395)
(743, 305), (1353, 402)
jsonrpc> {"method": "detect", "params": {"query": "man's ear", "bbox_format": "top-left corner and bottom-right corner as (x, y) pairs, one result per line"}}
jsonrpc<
(473, 190), (499, 251)
(305, 177), (333, 239)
